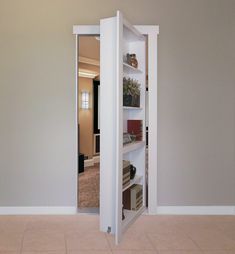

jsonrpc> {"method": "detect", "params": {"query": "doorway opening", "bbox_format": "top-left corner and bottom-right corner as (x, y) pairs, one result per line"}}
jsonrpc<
(76, 35), (150, 214)
(77, 36), (100, 214)
(74, 22), (159, 241)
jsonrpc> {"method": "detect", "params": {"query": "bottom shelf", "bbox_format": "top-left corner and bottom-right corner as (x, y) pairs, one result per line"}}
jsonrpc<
(122, 206), (145, 232)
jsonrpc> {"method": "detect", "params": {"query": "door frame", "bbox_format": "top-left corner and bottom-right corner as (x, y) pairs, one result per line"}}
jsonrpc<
(73, 25), (159, 215)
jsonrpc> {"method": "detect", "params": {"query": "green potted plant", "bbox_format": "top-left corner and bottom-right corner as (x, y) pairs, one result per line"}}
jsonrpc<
(123, 77), (140, 107)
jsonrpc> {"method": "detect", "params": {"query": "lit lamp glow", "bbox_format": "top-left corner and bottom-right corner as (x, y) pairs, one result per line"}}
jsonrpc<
(81, 91), (89, 109)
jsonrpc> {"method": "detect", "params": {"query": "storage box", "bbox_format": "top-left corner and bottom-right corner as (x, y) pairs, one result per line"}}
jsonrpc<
(123, 184), (143, 211)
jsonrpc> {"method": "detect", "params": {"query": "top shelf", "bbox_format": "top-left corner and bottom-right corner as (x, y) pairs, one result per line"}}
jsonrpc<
(123, 18), (145, 42)
(123, 63), (142, 74)
(123, 141), (145, 154)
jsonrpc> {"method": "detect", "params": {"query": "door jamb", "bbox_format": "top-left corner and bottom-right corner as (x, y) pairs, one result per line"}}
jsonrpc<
(73, 25), (159, 215)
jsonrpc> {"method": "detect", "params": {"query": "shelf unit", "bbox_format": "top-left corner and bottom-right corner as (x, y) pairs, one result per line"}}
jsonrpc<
(119, 11), (146, 240)
(98, 10), (159, 244)
(123, 175), (142, 192)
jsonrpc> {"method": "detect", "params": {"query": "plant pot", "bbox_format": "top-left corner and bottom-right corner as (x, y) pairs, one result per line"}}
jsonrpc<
(123, 94), (132, 107)
(132, 95), (140, 107)
(123, 94), (140, 107)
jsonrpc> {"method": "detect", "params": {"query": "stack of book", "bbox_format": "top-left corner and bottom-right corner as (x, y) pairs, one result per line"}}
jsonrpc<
(123, 184), (143, 211)
(127, 120), (143, 141)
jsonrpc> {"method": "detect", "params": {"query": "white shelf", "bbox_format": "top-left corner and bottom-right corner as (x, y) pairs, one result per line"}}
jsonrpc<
(123, 106), (143, 110)
(122, 206), (146, 233)
(123, 18), (145, 42)
(123, 62), (142, 74)
(123, 175), (142, 192)
(123, 141), (145, 154)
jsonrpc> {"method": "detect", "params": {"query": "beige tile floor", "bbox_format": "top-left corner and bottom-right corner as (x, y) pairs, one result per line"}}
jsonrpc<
(0, 215), (235, 253)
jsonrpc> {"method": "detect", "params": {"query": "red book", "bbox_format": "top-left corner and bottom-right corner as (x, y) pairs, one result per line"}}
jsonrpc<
(127, 120), (143, 141)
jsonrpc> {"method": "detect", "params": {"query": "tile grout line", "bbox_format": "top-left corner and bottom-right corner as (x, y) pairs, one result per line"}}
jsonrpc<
(145, 232), (159, 252)
(104, 232), (113, 253)
(19, 233), (25, 254)
(214, 220), (235, 246)
(175, 224), (204, 252)
(19, 218), (30, 254)
(180, 221), (235, 252)
(64, 230), (68, 254)
(146, 229), (205, 253)
(182, 233), (204, 253)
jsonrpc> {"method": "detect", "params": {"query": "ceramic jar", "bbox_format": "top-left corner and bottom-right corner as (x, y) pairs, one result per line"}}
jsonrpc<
(127, 53), (138, 68)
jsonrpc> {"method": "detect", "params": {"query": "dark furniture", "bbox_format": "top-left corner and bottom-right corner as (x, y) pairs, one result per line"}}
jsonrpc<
(78, 153), (84, 174)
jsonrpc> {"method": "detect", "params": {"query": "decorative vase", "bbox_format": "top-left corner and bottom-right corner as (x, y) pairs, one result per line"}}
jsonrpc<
(127, 53), (138, 68)
(130, 165), (136, 180)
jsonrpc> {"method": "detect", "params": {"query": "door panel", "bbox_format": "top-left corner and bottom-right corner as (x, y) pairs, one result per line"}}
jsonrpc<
(100, 16), (117, 234)
(115, 10), (123, 244)
(100, 11), (146, 244)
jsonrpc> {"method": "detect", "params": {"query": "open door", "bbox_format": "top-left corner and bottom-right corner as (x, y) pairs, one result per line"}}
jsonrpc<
(100, 11), (147, 244)
(73, 11), (159, 245)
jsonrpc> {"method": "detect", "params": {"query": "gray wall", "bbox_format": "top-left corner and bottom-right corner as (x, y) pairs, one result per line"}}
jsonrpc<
(0, 0), (234, 206)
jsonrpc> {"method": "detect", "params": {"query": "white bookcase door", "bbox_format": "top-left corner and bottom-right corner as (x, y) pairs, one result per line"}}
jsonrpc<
(100, 11), (146, 244)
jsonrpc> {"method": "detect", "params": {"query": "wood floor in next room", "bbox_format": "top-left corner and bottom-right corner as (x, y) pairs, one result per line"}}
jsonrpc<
(78, 163), (99, 208)
(1, 215), (235, 253)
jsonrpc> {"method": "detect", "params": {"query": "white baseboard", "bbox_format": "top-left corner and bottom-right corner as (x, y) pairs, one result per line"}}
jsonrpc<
(93, 156), (100, 163)
(0, 206), (77, 215)
(156, 206), (235, 215)
(84, 159), (94, 168)
(1, 205), (234, 216)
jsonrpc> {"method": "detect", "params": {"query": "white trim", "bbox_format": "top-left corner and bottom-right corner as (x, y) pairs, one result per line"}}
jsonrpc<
(79, 68), (99, 78)
(73, 25), (100, 35)
(73, 25), (159, 36)
(135, 25), (159, 35)
(2, 206), (234, 216)
(75, 34), (78, 211)
(0, 207), (77, 215)
(136, 25), (159, 215)
(79, 56), (100, 66)
(157, 206), (235, 215)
